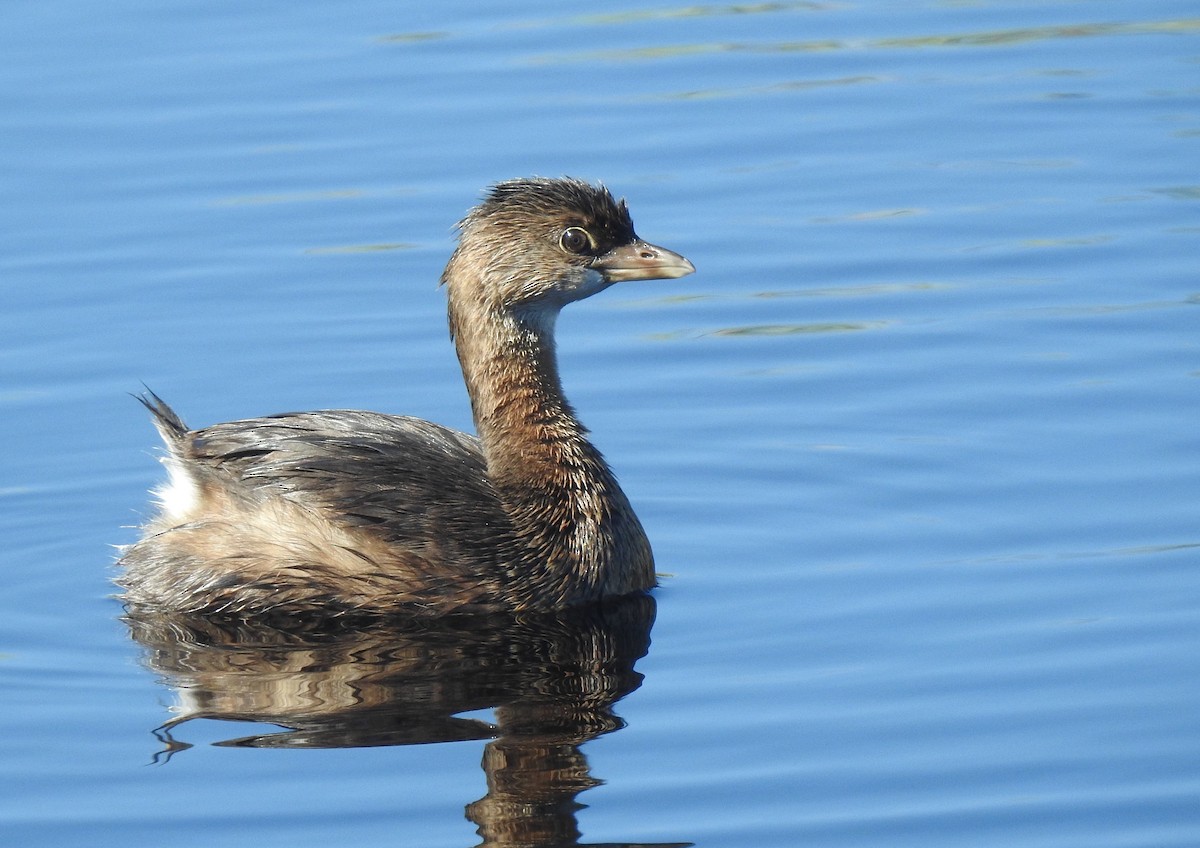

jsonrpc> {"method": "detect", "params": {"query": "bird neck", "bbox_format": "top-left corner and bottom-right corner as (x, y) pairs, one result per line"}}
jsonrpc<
(449, 296), (654, 602)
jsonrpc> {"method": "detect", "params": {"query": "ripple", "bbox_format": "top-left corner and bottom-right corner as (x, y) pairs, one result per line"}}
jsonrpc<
(1153, 185), (1200, 200)
(533, 16), (1200, 63)
(722, 321), (885, 335)
(376, 31), (451, 44)
(876, 18), (1200, 49)
(649, 320), (889, 339)
(656, 74), (881, 101)
(213, 189), (366, 207)
(588, 2), (834, 24)
(809, 207), (926, 224)
(303, 243), (419, 255)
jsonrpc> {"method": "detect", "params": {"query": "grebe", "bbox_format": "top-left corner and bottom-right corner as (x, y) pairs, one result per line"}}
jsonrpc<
(120, 177), (694, 617)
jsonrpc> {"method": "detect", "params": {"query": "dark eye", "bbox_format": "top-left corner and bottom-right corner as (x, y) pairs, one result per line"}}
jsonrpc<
(559, 227), (594, 255)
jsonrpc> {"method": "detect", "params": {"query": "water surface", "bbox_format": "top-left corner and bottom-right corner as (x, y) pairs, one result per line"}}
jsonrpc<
(2, 2), (1198, 846)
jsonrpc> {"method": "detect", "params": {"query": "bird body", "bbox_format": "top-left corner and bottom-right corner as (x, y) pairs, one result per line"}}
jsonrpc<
(120, 178), (694, 617)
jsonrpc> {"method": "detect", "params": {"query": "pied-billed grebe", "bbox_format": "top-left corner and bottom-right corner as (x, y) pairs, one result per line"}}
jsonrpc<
(120, 177), (694, 617)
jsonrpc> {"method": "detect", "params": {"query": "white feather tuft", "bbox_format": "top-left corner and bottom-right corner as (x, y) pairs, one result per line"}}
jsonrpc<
(153, 456), (201, 523)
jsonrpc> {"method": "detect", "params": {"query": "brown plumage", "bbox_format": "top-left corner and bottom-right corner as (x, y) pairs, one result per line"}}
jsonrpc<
(119, 177), (694, 618)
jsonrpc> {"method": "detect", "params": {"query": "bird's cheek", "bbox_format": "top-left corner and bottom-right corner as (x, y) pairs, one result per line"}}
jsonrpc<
(568, 268), (612, 300)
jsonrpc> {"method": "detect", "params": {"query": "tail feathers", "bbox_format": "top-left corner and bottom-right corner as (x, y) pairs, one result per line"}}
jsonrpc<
(135, 388), (205, 523)
(135, 388), (190, 446)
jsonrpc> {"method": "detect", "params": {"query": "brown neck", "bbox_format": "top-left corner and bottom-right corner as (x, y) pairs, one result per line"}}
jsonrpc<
(449, 296), (654, 604)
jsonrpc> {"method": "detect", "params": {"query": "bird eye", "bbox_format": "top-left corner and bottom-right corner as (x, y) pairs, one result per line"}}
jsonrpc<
(559, 227), (594, 255)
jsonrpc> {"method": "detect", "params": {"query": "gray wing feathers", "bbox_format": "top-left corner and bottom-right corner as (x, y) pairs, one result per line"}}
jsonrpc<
(143, 395), (512, 561)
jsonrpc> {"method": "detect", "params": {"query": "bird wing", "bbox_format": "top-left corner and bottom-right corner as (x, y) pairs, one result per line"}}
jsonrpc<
(158, 404), (515, 565)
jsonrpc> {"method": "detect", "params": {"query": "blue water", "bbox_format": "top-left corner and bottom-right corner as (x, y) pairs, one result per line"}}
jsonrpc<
(2, 1), (1198, 846)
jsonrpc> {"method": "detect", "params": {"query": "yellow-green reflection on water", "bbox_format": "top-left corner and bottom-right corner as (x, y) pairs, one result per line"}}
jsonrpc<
(533, 16), (1200, 63)
(657, 74), (880, 101)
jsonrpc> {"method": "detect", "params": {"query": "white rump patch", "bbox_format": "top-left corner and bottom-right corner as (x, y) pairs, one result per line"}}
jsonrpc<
(153, 455), (202, 524)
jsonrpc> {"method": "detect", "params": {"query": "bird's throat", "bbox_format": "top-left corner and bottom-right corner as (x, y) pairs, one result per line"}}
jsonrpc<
(449, 298), (653, 600)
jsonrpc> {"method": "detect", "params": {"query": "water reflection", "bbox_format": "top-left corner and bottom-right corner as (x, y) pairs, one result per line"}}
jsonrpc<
(125, 595), (689, 848)
(531, 15), (1200, 63)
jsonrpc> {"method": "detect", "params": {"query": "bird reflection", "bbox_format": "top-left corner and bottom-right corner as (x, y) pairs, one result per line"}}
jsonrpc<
(124, 594), (690, 848)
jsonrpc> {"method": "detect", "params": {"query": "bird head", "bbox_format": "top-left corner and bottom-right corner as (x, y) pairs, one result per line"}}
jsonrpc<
(443, 177), (694, 321)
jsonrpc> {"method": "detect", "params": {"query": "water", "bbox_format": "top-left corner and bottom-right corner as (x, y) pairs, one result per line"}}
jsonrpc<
(2, 1), (1198, 846)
